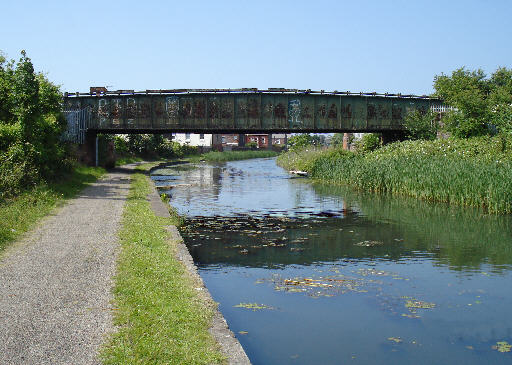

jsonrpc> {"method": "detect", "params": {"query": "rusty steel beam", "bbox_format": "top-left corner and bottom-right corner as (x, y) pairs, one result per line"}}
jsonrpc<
(63, 91), (440, 133)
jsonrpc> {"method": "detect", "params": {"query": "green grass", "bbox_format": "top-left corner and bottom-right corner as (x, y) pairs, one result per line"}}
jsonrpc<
(277, 135), (512, 214)
(101, 168), (225, 365)
(115, 156), (143, 166)
(0, 165), (105, 253)
(193, 149), (279, 162)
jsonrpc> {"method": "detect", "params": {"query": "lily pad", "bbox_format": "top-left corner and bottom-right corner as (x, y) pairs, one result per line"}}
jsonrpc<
(355, 240), (384, 247)
(405, 300), (436, 309)
(234, 303), (275, 311)
(492, 341), (512, 353)
(387, 337), (402, 343)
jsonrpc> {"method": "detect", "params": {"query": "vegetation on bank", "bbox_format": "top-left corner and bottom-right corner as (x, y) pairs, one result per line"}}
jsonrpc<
(101, 167), (225, 364)
(278, 66), (512, 214)
(0, 165), (105, 253)
(194, 149), (279, 162)
(277, 135), (512, 214)
(0, 51), (109, 253)
(1, 50), (71, 199)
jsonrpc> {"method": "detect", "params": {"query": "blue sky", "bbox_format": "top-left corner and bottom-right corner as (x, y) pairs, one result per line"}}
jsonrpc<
(1, 0), (511, 95)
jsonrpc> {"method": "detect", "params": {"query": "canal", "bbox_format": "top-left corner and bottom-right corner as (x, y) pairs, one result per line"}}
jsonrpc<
(151, 157), (512, 365)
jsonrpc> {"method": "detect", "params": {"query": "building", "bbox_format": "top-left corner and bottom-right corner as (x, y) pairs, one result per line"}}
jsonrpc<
(172, 133), (212, 148)
(219, 134), (241, 147)
(211, 133), (292, 150)
(271, 134), (290, 146)
(246, 134), (271, 148)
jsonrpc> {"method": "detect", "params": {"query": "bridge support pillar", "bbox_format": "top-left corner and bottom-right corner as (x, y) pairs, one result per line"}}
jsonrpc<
(83, 130), (97, 167)
(342, 133), (352, 150)
(381, 131), (406, 145)
(238, 134), (245, 147)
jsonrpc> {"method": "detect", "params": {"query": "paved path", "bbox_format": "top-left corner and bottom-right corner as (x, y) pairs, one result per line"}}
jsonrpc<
(0, 167), (133, 365)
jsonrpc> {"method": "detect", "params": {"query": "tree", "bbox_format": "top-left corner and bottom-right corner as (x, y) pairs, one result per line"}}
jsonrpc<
(331, 133), (345, 147)
(0, 50), (67, 197)
(287, 134), (318, 150)
(403, 110), (438, 140)
(433, 66), (512, 138)
(488, 67), (512, 134)
(13, 50), (40, 141)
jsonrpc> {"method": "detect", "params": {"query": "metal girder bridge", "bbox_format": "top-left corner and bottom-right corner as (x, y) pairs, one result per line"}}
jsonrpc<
(63, 89), (440, 134)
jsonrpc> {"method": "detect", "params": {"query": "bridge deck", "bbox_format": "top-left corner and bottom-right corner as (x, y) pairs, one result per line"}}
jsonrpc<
(64, 89), (440, 134)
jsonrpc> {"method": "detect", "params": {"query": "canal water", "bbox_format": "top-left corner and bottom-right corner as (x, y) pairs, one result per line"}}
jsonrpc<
(151, 158), (512, 365)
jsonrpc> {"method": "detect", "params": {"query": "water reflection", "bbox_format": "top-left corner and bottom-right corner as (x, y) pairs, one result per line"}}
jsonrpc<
(152, 158), (512, 365)
(310, 182), (512, 272)
(153, 159), (512, 273)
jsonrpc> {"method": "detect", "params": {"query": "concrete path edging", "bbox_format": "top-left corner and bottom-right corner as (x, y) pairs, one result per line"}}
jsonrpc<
(146, 175), (251, 365)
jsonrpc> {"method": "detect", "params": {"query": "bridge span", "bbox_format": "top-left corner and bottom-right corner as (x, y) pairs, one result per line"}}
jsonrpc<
(64, 88), (439, 134)
(63, 89), (440, 165)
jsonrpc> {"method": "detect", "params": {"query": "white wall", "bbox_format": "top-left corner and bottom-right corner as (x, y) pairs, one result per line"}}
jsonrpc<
(173, 133), (212, 147)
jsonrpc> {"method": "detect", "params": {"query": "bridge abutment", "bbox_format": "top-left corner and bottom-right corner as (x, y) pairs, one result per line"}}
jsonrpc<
(381, 131), (406, 145)
(78, 130), (98, 166)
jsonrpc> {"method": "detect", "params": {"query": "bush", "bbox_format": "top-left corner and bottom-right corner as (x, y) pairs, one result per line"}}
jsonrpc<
(288, 134), (317, 150)
(246, 141), (258, 149)
(403, 110), (438, 140)
(0, 50), (68, 199)
(0, 142), (40, 198)
(355, 133), (381, 153)
(114, 135), (129, 155)
(0, 123), (22, 152)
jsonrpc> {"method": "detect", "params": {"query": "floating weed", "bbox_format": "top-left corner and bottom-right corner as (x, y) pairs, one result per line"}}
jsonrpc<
(272, 275), (369, 297)
(233, 303), (275, 311)
(238, 331), (249, 335)
(405, 299), (436, 309)
(356, 268), (395, 277)
(401, 313), (420, 319)
(354, 240), (384, 247)
(387, 337), (403, 343)
(492, 341), (512, 353)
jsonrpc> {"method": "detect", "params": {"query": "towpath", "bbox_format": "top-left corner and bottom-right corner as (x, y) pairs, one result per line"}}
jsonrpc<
(0, 166), (134, 365)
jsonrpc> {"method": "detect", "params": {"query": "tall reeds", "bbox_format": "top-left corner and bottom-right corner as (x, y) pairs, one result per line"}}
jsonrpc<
(277, 136), (512, 214)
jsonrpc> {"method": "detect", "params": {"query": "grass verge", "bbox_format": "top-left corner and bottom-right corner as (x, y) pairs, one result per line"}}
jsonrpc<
(115, 156), (143, 167)
(101, 167), (225, 364)
(277, 135), (512, 214)
(0, 165), (105, 253)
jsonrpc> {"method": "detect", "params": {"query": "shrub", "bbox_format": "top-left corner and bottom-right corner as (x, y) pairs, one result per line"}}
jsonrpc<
(246, 141), (258, 149)
(403, 110), (438, 140)
(0, 142), (40, 198)
(114, 135), (129, 155)
(288, 134), (316, 150)
(355, 133), (381, 153)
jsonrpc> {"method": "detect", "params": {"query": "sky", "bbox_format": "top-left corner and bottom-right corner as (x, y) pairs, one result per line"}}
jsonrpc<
(1, 0), (511, 95)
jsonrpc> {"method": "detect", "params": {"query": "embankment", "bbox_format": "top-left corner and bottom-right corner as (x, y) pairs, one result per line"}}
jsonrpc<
(195, 149), (279, 162)
(101, 164), (250, 364)
(277, 135), (512, 214)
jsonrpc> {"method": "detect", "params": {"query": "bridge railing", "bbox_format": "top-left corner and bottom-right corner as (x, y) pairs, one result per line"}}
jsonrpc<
(62, 108), (90, 144)
(430, 104), (457, 113)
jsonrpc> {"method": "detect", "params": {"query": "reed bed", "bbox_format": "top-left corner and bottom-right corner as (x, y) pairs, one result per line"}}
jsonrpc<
(201, 149), (278, 162)
(276, 136), (512, 214)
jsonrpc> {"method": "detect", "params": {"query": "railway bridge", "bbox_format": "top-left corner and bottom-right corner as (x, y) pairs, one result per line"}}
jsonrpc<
(63, 88), (440, 164)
